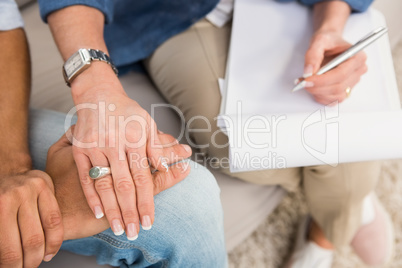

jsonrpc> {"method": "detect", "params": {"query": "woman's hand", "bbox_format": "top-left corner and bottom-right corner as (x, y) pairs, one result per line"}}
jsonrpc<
(295, 0), (367, 105)
(48, 4), (178, 242)
(46, 128), (192, 241)
(70, 67), (171, 238)
(299, 30), (367, 105)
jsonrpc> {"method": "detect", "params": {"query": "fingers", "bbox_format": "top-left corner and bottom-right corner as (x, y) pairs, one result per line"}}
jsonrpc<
(108, 154), (139, 240)
(304, 39), (326, 75)
(0, 207), (22, 268)
(304, 33), (351, 75)
(157, 132), (192, 164)
(94, 173), (126, 236)
(88, 152), (127, 237)
(147, 123), (168, 172)
(18, 201), (45, 267)
(47, 125), (75, 157)
(309, 64), (366, 105)
(305, 51), (367, 89)
(301, 32), (368, 104)
(73, 150), (105, 219)
(128, 148), (155, 231)
(58, 125), (75, 147)
(153, 160), (191, 195)
(38, 189), (64, 262)
(303, 52), (367, 104)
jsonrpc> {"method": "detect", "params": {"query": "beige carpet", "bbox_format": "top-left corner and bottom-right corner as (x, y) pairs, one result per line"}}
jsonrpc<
(228, 41), (402, 268)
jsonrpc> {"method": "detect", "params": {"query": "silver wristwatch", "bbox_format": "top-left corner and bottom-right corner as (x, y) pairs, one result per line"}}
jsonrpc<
(62, 48), (118, 87)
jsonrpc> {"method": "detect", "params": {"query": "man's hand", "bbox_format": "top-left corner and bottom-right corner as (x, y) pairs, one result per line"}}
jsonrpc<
(0, 27), (63, 267)
(296, 1), (367, 105)
(0, 170), (63, 267)
(47, 128), (192, 241)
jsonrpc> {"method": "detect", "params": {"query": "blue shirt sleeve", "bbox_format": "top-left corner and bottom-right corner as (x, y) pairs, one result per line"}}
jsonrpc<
(277, 0), (373, 12)
(38, 0), (114, 23)
(0, 0), (24, 31)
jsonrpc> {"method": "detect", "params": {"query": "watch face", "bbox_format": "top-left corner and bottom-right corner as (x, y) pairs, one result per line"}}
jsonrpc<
(64, 52), (85, 77)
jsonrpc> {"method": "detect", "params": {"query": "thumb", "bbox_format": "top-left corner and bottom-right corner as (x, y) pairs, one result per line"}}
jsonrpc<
(53, 125), (75, 151)
(46, 126), (76, 169)
(152, 161), (191, 195)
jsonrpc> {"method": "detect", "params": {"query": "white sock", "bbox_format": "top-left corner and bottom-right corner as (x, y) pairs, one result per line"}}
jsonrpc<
(361, 194), (375, 225)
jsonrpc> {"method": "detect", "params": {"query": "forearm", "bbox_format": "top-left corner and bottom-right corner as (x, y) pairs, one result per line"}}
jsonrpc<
(0, 28), (32, 174)
(312, 1), (351, 34)
(47, 5), (121, 98)
(48, 5), (106, 61)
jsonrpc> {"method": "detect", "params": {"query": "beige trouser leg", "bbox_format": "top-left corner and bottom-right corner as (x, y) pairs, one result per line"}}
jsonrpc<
(143, 19), (380, 248)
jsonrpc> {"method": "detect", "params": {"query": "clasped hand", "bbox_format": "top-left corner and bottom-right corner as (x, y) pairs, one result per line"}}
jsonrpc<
(0, 169), (63, 267)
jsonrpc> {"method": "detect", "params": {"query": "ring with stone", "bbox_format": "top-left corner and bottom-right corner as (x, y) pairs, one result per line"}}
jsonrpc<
(89, 166), (111, 179)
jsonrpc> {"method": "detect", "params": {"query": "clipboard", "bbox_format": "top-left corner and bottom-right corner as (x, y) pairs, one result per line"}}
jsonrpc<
(218, 0), (402, 172)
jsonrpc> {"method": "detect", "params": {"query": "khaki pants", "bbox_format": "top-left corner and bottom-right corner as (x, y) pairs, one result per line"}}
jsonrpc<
(144, 19), (381, 248)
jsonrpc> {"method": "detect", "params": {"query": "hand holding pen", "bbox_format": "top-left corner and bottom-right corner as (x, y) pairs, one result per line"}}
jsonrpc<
(292, 27), (387, 105)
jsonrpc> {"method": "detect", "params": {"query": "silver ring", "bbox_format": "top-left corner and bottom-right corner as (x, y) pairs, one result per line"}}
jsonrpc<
(89, 166), (111, 179)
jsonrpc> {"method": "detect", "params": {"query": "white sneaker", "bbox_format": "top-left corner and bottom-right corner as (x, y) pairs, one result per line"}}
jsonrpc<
(283, 215), (333, 268)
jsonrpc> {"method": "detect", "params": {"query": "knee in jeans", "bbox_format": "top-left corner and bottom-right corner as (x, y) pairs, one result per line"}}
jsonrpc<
(163, 161), (226, 265)
(180, 161), (223, 228)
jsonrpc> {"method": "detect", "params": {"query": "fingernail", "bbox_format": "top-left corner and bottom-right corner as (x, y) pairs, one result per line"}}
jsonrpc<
(43, 254), (53, 262)
(94, 206), (104, 219)
(142, 215), (152, 230)
(112, 219), (124, 236)
(294, 78), (300, 85)
(304, 81), (314, 88)
(303, 65), (313, 78)
(127, 223), (138, 241)
(291, 80), (314, 92)
(161, 159), (169, 172)
(182, 144), (192, 153)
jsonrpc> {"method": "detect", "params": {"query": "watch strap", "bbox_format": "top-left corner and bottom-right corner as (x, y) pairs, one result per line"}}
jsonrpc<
(87, 49), (119, 76)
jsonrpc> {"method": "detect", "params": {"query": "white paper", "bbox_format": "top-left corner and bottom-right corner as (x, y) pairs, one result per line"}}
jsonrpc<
(220, 0), (402, 172)
(225, 111), (402, 171)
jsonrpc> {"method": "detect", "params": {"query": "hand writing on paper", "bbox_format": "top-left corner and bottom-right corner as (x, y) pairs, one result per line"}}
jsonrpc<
(298, 31), (367, 104)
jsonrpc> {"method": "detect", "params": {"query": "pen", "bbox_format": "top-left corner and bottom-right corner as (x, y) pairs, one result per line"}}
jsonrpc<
(292, 26), (388, 92)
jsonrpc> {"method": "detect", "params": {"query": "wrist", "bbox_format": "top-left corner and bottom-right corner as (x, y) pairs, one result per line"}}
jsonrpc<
(70, 61), (125, 101)
(62, 211), (109, 241)
(0, 152), (32, 176)
(315, 26), (343, 36)
(315, 24), (344, 36)
(313, 1), (351, 34)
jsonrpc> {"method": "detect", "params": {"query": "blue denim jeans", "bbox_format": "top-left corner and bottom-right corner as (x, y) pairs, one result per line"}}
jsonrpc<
(29, 109), (227, 267)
